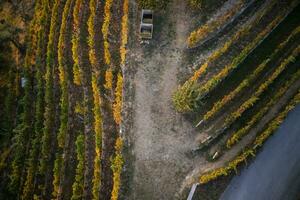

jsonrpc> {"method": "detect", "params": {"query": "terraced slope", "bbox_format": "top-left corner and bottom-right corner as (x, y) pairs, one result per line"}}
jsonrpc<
(1, 0), (299, 200)
(123, 0), (300, 199)
(176, 1), (300, 198)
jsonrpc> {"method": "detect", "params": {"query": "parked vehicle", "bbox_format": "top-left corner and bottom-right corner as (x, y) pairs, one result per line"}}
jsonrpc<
(140, 9), (153, 42)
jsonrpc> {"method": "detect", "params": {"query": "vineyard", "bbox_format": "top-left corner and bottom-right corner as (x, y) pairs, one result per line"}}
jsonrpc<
(0, 0), (128, 199)
(173, 0), (300, 198)
(0, 0), (300, 199)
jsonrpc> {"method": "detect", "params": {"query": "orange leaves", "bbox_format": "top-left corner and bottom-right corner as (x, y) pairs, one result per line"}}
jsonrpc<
(72, 0), (82, 85)
(104, 69), (113, 90)
(187, 0), (245, 47)
(120, 0), (129, 66)
(104, 41), (111, 66)
(190, 62), (208, 81)
(113, 73), (123, 125)
(102, 0), (113, 66)
(73, 0), (82, 30)
(89, 49), (97, 67)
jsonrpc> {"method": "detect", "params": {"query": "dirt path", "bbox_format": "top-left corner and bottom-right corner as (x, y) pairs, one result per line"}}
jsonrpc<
(125, 0), (204, 199)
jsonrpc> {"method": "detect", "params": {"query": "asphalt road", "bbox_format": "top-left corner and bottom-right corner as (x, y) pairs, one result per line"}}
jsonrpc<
(220, 105), (300, 200)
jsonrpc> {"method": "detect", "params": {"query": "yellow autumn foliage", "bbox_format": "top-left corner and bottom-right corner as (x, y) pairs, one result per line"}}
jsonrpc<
(227, 69), (300, 148)
(92, 74), (102, 200)
(199, 90), (300, 185)
(111, 137), (124, 200)
(187, 0), (277, 82)
(188, 0), (245, 47)
(120, 0), (129, 66)
(254, 91), (300, 148)
(203, 25), (300, 122)
(104, 69), (113, 90)
(72, 0), (82, 85)
(113, 73), (123, 125)
(102, 0), (113, 66)
(75, 101), (84, 115)
(199, 149), (255, 184)
(174, 13), (285, 112)
(87, 0), (97, 68)
(225, 45), (300, 125)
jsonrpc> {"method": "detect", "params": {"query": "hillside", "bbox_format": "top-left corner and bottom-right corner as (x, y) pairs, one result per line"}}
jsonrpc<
(0, 0), (299, 200)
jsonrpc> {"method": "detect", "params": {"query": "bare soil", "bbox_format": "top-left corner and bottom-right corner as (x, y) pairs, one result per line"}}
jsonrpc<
(121, 0), (206, 199)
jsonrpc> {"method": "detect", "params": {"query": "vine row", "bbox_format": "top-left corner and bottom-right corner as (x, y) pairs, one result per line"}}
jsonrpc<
(199, 89), (300, 184)
(226, 68), (300, 148)
(201, 26), (300, 122)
